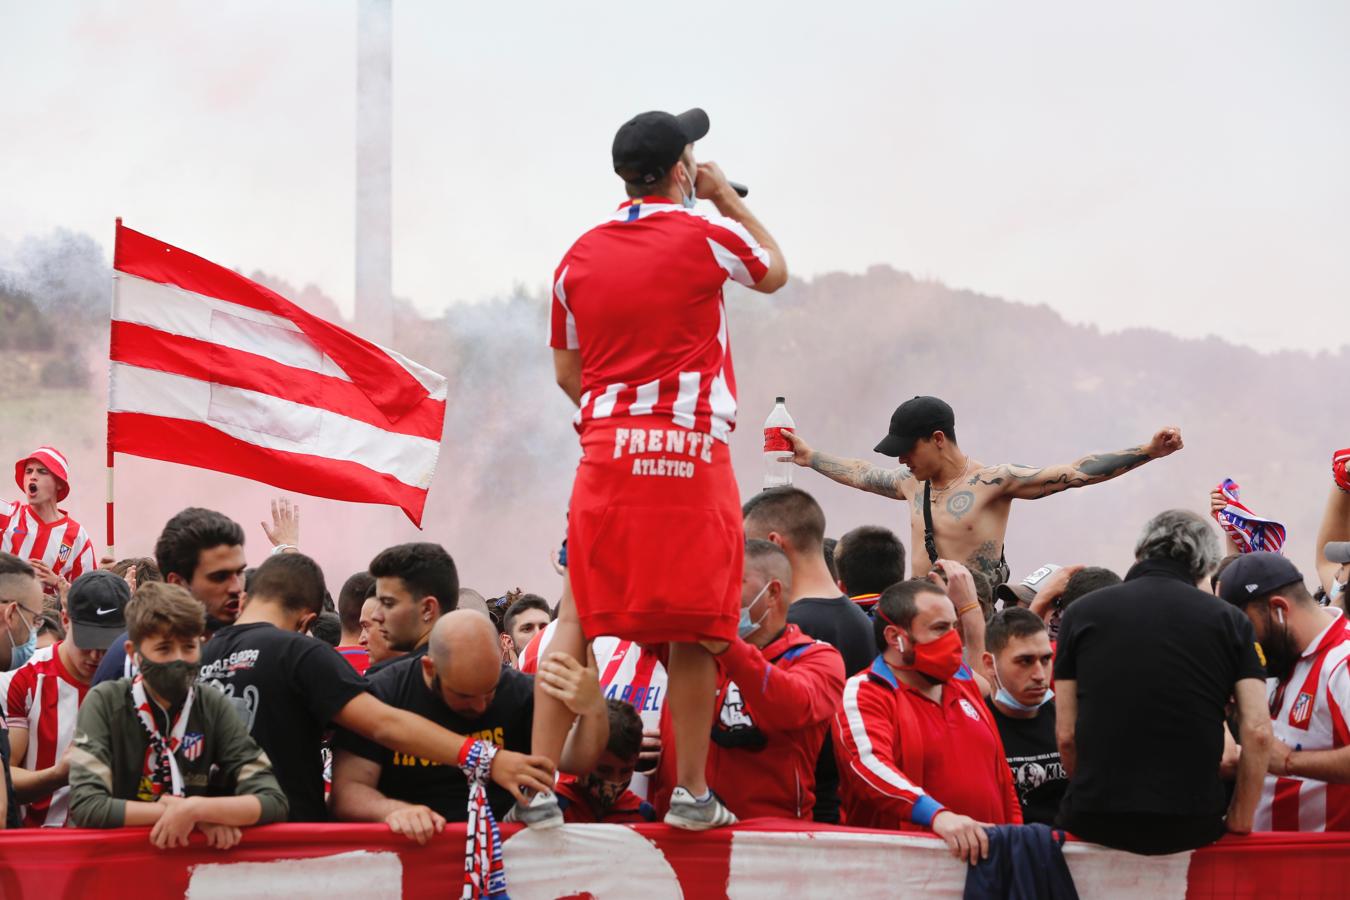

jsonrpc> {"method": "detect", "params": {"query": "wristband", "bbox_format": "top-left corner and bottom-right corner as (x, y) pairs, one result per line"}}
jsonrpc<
(956, 602), (980, 617)
(270, 543), (296, 556)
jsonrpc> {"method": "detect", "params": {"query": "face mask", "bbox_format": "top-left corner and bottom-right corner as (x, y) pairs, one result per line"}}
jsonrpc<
(681, 163), (698, 209)
(901, 628), (965, 683)
(992, 664), (1053, 713)
(738, 582), (772, 639)
(7, 612), (38, 669)
(138, 658), (200, 706)
(581, 774), (630, 810)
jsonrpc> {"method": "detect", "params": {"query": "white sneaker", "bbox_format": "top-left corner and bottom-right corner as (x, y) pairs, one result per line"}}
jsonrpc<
(663, 787), (738, 831)
(505, 790), (563, 830)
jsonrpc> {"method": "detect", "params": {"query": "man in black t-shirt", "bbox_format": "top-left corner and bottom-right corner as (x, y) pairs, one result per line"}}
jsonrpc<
(980, 608), (1065, 825)
(1054, 510), (1272, 854)
(331, 610), (608, 843)
(200, 554), (555, 822)
(742, 487), (874, 824)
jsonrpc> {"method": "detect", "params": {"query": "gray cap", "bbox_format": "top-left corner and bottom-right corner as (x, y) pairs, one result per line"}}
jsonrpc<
(1325, 542), (1350, 565)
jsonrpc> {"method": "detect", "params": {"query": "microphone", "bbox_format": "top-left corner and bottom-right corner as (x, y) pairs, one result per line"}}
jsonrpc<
(729, 181), (749, 198)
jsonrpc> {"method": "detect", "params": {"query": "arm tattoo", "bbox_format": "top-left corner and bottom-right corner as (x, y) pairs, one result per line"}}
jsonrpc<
(1077, 448), (1150, 478)
(810, 453), (909, 499)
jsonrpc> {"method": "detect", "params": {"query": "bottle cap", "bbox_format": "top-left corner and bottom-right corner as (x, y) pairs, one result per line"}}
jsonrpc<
(775, 396), (785, 404)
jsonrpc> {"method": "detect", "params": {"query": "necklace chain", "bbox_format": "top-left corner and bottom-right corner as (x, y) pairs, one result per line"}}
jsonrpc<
(931, 456), (972, 494)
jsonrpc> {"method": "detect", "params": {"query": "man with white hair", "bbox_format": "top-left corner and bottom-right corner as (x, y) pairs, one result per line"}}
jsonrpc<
(1054, 509), (1272, 854)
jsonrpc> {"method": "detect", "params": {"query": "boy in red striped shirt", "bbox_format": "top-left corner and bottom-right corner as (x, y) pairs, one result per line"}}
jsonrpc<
(1, 447), (97, 605)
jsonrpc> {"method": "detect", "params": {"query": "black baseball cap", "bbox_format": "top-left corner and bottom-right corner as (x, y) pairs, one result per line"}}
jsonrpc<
(612, 108), (710, 186)
(67, 570), (130, 650)
(1217, 552), (1304, 608)
(874, 396), (956, 457)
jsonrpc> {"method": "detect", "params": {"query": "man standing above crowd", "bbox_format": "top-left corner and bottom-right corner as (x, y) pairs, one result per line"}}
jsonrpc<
(366, 542), (458, 672)
(2, 447), (97, 602)
(981, 608), (1065, 825)
(742, 487), (874, 825)
(201, 553), (556, 823)
(534, 106), (787, 831)
(94, 507), (249, 685)
(4, 569), (129, 826)
(1055, 510), (1270, 853)
(1219, 552), (1350, 831)
(332, 610), (607, 842)
(783, 396), (1183, 585)
(651, 540), (844, 820)
(833, 525), (907, 615)
(834, 579), (1017, 863)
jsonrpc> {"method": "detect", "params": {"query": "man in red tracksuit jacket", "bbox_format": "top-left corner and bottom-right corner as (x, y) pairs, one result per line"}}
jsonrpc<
(652, 540), (845, 819)
(834, 578), (1021, 864)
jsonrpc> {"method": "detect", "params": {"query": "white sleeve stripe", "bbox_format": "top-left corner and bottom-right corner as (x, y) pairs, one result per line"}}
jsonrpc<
(553, 266), (578, 350)
(706, 237), (756, 286)
(842, 675), (925, 799)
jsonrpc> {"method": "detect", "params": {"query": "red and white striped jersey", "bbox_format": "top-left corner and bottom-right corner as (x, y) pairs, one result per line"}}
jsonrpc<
(1, 642), (91, 826)
(549, 197), (771, 443)
(0, 501), (96, 590)
(1256, 609), (1350, 832)
(518, 620), (666, 799)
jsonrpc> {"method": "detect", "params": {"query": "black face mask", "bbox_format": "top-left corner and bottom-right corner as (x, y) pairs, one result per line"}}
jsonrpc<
(139, 659), (200, 706)
(1261, 610), (1302, 683)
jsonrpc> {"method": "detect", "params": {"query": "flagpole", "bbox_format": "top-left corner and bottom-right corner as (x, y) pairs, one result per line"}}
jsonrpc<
(106, 217), (120, 561)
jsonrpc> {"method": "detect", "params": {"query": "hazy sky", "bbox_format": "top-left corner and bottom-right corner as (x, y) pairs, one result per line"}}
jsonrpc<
(3, 1), (1347, 353)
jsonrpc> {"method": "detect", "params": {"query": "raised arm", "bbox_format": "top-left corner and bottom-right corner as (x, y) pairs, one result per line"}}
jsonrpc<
(986, 426), (1183, 501)
(783, 430), (913, 500)
(1314, 483), (1350, 597)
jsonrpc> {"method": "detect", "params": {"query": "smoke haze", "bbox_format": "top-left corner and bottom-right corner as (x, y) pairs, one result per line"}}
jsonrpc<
(3, 233), (1344, 599)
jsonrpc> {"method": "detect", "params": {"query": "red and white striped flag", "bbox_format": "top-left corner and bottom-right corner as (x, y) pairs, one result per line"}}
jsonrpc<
(109, 223), (447, 526)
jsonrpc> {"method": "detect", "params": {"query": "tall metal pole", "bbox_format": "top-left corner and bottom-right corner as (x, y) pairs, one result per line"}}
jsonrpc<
(356, 0), (393, 346)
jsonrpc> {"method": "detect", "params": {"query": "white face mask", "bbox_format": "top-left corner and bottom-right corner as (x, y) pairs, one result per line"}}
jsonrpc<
(738, 582), (772, 639)
(7, 609), (39, 669)
(681, 162), (698, 209)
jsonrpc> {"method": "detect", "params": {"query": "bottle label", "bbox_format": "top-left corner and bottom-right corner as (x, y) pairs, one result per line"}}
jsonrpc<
(763, 427), (792, 452)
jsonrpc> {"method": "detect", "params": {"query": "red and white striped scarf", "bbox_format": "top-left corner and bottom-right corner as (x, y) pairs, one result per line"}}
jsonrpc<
(131, 675), (194, 798)
(458, 739), (508, 899)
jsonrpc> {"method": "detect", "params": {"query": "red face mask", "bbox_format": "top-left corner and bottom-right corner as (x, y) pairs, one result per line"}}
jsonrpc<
(879, 607), (965, 683)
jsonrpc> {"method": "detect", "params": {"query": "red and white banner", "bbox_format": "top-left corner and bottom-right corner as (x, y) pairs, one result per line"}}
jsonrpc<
(109, 223), (447, 526)
(0, 822), (1343, 898)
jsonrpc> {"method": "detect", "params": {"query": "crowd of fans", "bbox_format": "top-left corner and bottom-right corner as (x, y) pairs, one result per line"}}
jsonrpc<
(0, 442), (1347, 867)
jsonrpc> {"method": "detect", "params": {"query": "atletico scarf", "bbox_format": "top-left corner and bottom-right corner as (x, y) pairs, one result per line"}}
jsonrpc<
(1213, 478), (1287, 554)
(458, 739), (508, 899)
(131, 675), (194, 798)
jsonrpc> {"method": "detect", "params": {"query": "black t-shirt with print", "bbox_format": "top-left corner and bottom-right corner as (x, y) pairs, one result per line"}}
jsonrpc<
(199, 622), (369, 822)
(336, 657), (533, 821)
(986, 697), (1067, 825)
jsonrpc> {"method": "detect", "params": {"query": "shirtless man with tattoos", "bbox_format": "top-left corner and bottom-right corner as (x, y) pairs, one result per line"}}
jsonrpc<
(781, 396), (1184, 585)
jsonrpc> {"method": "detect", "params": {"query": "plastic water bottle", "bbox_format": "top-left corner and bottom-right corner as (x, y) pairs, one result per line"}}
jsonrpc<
(763, 397), (796, 489)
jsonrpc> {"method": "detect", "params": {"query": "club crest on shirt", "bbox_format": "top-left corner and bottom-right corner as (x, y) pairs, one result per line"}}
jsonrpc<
(959, 698), (982, 722)
(181, 732), (205, 761)
(718, 683), (755, 730)
(1290, 692), (1314, 729)
(58, 543), (72, 563)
